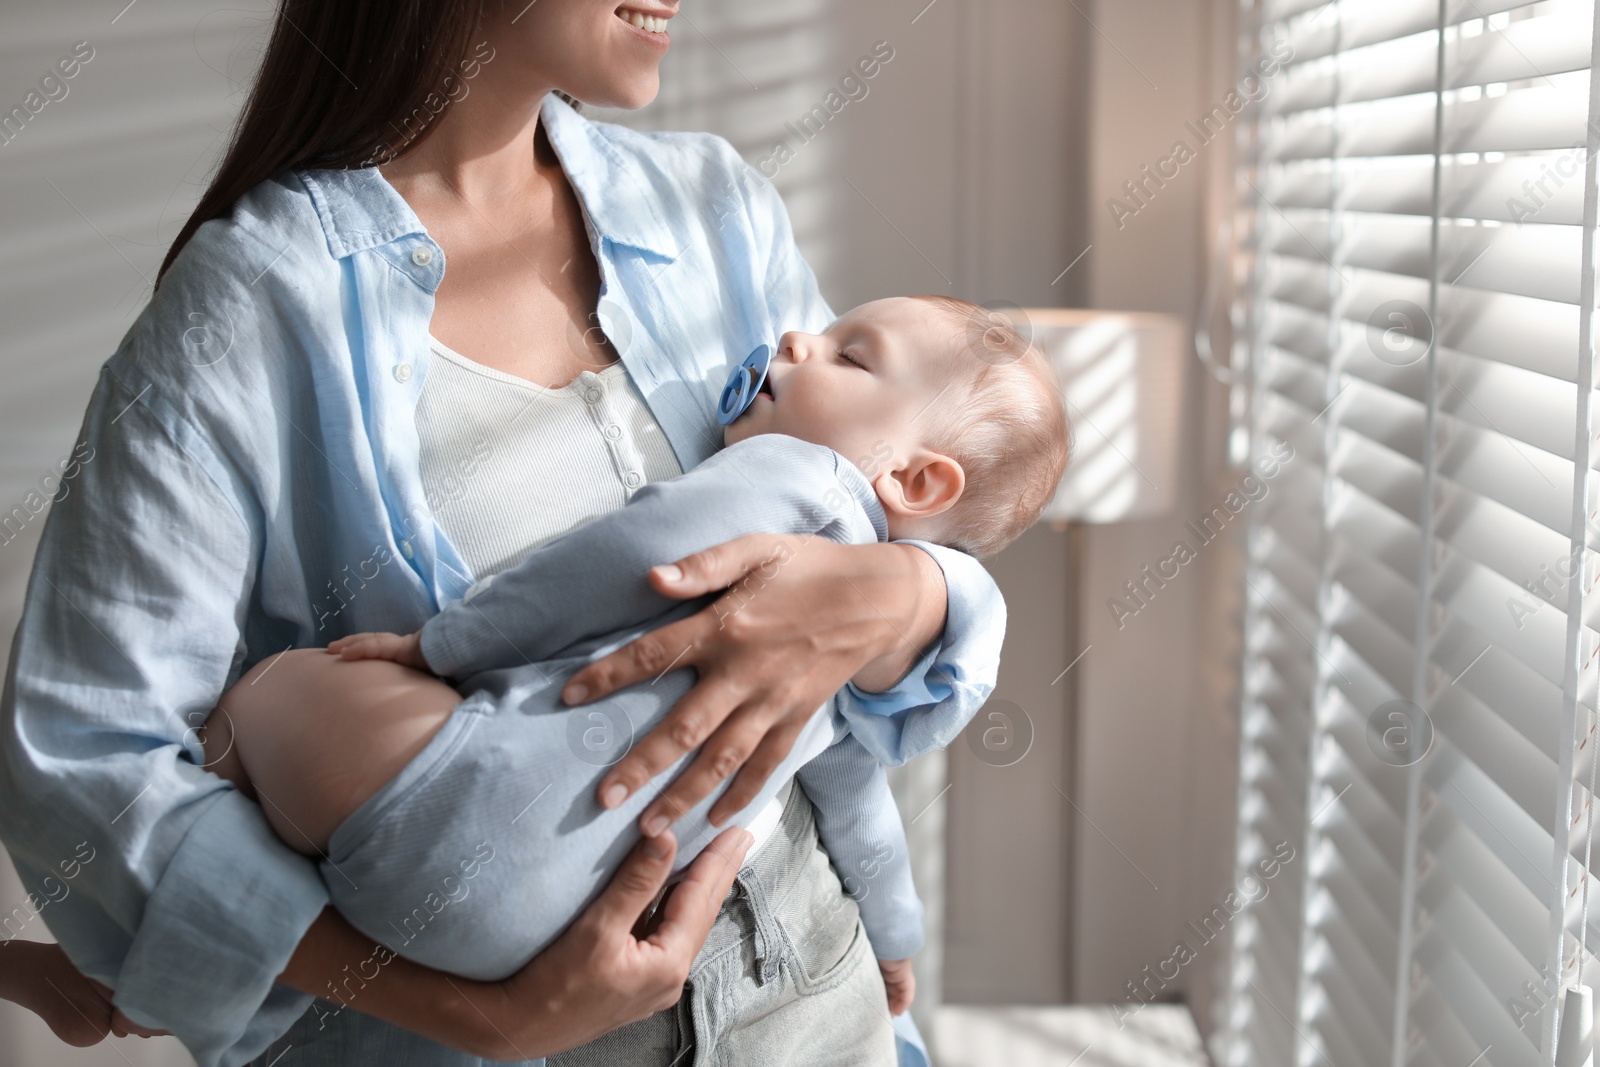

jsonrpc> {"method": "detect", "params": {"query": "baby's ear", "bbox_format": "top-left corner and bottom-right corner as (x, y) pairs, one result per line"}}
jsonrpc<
(874, 450), (965, 520)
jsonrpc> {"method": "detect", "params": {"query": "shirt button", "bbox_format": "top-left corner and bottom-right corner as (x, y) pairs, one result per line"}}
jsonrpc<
(604, 424), (622, 441)
(411, 247), (434, 266)
(624, 471), (642, 489)
(400, 540), (415, 559)
(585, 386), (603, 404)
(394, 363), (413, 383)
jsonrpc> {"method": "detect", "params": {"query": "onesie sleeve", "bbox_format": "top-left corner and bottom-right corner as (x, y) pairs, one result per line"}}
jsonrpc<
(796, 730), (924, 961)
(420, 434), (882, 678)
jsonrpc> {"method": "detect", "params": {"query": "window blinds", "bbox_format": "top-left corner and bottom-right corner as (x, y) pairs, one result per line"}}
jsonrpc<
(1219, 1), (1600, 1065)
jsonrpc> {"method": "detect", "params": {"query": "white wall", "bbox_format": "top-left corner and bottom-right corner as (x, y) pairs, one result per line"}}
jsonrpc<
(1074, 0), (1245, 1038)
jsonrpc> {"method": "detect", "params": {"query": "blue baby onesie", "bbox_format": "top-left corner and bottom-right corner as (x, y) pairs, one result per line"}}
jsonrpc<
(318, 434), (958, 982)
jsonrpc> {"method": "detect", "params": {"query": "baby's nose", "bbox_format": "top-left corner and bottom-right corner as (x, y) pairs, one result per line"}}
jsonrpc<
(776, 332), (813, 363)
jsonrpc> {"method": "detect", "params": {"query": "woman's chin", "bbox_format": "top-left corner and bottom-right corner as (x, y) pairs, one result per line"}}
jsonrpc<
(567, 71), (661, 111)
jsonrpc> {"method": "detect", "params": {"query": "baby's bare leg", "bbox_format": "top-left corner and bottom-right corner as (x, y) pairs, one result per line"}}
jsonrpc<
(202, 648), (461, 856)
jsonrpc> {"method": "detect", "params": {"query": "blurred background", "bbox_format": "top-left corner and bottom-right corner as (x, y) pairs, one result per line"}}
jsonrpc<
(0, 0), (1338, 1064)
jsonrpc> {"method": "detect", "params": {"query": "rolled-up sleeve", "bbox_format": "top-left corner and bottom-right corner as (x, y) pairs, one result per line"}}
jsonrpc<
(0, 366), (328, 1067)
(835, 541), (1006, 767)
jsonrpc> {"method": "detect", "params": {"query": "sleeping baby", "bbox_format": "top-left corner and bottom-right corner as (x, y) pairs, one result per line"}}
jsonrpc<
(1, 295), (1069, 1053)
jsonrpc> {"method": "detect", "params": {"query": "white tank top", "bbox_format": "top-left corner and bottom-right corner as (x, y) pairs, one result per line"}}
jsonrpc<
(416, 338), (683, 578)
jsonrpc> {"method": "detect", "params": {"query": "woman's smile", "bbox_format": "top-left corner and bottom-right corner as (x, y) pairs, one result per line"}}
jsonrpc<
(615, 5), (675, 42)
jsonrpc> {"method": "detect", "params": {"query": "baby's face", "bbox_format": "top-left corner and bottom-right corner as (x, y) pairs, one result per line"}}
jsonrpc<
(722, 297), (961, 466)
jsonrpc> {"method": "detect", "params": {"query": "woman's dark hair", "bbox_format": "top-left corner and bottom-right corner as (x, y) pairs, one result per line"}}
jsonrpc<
(158, 0), (490, 283)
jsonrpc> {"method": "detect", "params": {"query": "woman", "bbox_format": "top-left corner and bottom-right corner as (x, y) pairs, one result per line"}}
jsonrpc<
(0, 1), (1002, 1064)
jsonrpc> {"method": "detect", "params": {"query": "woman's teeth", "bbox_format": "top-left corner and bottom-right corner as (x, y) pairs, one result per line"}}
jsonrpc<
(619, 10), (670, 33)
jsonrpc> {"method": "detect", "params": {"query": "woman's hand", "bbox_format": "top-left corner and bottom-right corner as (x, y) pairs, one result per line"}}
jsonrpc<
(276, 827), (752, 1060)
(478, 827), (752, 1058)
(562, 534), (948, 834)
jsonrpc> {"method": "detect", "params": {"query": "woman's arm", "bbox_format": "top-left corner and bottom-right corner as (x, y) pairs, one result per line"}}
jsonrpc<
(0, 369), (332, 1066)
(274, 828), (751, 1059)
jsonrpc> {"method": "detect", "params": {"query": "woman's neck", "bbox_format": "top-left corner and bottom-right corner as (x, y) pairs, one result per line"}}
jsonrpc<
(379, 66), (557, 207)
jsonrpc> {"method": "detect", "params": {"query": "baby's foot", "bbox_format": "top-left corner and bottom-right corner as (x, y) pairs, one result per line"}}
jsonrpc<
(1, 941), (112, 1047)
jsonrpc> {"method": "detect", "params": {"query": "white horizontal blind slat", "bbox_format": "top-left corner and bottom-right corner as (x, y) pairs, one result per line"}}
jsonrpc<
(1274, 3), (1592, 116)
(1286, 0), (1573, 65)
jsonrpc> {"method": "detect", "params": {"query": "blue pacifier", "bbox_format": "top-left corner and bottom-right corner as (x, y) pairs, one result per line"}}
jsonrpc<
(716, 343), (773, 425)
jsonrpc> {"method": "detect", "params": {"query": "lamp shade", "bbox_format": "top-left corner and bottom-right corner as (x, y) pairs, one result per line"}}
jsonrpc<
(1022, 309), (1187, 524)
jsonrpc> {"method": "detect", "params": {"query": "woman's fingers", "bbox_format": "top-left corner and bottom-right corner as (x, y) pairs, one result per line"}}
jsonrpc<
(563, 612), (709, 706)
(572, 534), (900, 832)
(596, 672), (749, 817)
(707, 715), (809, 825)
(584, 831), (679, 934)
(633, 704), (769, 833)
(646, 533), (799, 600)
(646, 828), (753, 958)
(563, 533), (803, 705)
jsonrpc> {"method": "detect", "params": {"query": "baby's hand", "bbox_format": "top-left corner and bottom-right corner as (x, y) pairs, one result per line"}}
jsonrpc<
(878, 957), (915, 1015)
(326, 630), (429, 671)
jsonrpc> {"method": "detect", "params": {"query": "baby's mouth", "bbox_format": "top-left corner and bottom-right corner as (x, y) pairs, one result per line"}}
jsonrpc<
(615, 6), (673, 34)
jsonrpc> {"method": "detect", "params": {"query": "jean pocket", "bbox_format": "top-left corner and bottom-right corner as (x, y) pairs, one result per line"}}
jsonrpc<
(786, 862), (867, 992)
(793, 916), (873, 999)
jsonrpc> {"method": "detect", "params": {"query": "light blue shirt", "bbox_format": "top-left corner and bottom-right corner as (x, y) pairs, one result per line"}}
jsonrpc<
(0, 94), (1000, 1067)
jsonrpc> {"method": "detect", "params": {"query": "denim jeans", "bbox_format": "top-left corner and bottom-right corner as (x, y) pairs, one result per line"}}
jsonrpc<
(250, 786), (896, 1067)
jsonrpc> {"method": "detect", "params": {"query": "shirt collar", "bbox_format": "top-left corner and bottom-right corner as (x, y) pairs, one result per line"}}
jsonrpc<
(540, 93), (680, 262)
(297, 165), (427, 261)
(296, 93), (680, 264)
